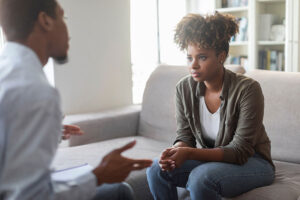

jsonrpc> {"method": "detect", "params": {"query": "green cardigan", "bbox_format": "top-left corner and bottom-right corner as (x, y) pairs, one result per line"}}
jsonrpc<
(174, 68), (274, 168)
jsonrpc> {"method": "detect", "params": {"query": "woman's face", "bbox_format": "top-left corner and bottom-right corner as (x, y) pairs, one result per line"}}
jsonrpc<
(187, 44), (224, 82)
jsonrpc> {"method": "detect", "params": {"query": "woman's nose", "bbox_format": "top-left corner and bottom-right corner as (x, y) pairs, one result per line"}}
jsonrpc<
(191, 59), (200, 69)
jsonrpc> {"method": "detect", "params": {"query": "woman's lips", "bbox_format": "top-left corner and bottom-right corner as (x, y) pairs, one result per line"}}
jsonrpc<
(191, 72), (200, 78)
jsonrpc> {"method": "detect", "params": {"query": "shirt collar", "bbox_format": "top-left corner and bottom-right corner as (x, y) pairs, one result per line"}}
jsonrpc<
(2, 41), (43, 69)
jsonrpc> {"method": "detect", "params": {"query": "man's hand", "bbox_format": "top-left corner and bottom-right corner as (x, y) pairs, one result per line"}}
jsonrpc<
(62, 124), (84, 140)
(92, 140), (153, 185)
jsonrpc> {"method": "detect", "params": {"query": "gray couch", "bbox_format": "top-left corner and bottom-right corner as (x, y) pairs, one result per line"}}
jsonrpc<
(52, 65), (300, 200)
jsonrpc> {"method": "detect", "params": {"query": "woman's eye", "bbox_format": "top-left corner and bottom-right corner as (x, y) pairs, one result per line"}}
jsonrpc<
(187, 57), (192, 62)
(199, 56), (207, 61)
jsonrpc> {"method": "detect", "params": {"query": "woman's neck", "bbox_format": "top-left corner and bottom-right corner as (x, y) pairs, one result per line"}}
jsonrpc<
(204, 67), (224, 93)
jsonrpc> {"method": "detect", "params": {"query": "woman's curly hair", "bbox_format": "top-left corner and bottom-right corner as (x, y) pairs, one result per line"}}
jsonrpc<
(174, 12), (239, 55)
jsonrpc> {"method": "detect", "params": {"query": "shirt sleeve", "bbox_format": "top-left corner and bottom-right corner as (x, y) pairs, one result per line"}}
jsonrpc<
(221, 81), (264, 165)
(5, 86), (98, 200)
(173, 84), (197, 147)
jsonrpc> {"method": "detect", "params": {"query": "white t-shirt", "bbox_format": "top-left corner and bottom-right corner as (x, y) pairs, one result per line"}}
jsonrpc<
(199, 96), (220, 145)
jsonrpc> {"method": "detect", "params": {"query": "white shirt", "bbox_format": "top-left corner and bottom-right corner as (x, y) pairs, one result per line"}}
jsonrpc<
(199, 96), (220, 146)
(0, 42), (97, 200)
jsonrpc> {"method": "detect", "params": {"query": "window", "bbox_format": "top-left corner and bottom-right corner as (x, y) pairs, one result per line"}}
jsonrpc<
(130, 0), (187, 104)
(44, 59), (55, 86)
(0, 28), (4, 50)
(130, 0), (158, 104)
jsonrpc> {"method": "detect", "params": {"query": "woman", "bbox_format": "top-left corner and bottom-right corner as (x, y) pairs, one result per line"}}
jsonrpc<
(146, 12), (275, 200)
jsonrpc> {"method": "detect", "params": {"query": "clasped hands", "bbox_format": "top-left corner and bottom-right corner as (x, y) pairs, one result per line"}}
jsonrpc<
(159, 146), (191, 171)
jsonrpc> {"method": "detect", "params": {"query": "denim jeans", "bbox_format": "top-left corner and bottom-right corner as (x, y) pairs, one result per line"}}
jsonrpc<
(146, 154), (274, 200)
(92, 182), (135, 200)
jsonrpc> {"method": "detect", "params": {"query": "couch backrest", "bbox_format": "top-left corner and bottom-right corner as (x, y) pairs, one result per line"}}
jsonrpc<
(138, 64), (245, 144)
(139, 65), (300, 164)
(138, 65), (188, 143)
(245, 70), (300, 164)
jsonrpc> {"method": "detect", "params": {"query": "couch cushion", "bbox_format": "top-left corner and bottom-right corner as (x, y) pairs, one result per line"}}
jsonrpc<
(245, 70), (300, 163)
(52, 136), (169, 200)
(225, 161), (300, 200)
(52, 136), (169, 170)
(174, 161), (300, 200)
(138, 65), (189, 143)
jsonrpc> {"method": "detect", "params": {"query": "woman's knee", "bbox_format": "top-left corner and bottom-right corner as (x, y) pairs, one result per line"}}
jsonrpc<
(146, 159), (160, 179)
(186, 163), (220, 192)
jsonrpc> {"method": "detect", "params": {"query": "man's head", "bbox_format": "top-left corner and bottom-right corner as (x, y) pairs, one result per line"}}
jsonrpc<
(0, 0), (69, 64)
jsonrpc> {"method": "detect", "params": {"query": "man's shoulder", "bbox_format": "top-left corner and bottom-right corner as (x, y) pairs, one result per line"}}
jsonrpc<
(0, 78), (60, 115)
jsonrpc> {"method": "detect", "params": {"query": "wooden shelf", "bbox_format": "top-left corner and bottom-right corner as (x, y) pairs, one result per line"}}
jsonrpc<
(258, 41), (285, 45)
(258, 0), (285, 3)
(216, 6), (248, 13)
(230, 41), (248, 46)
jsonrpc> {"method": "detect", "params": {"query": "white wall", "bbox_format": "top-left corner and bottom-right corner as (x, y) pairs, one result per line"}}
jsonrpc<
(55, 0), (132, 114)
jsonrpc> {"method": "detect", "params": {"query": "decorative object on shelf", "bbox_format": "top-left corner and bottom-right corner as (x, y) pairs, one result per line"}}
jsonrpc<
(258, 14), (280, 41)
(231, 17), (248, 42)
(270, 24), (285, 41)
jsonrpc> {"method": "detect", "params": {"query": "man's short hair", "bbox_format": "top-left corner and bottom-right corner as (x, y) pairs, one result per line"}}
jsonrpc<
(0, 0), (57, 41)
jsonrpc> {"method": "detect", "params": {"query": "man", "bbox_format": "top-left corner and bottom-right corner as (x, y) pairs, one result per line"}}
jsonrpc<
(0, 0), (152, 199)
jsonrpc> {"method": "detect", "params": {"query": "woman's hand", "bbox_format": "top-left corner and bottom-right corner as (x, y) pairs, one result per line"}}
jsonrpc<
(167, 147), (191, 168)
(159, 147), (191, 171)
(62, 124), (84, 140)
(159, 147), (176, 171)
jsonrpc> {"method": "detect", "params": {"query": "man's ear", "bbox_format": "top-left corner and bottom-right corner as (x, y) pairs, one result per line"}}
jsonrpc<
(37, 12), (54, 32)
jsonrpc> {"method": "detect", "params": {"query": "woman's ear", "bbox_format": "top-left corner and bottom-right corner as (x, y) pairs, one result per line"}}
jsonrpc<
(36, 12), (54, 32)
(218, 51), (227, 64)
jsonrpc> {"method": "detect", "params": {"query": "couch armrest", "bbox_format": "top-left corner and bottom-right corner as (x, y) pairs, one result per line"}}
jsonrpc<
(64, 105), (141, 146)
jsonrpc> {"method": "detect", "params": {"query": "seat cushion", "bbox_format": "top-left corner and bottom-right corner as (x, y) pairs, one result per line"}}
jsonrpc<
(53, 139), (300, 200)
(177, 161), (300, 200)
(52, 136), (169, 200)
(225, 161), (300, 200)
(52, 136), (169, 170)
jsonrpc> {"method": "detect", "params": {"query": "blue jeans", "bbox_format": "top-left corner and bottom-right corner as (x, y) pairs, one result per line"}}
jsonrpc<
(146, 154), (274, 200)
(92, 182), (135, 200)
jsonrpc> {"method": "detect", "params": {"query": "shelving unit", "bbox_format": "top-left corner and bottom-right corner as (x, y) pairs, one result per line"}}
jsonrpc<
(214, 0), (252, 71)
(255, 0), (286, 71)
(211, 0), (300, 72)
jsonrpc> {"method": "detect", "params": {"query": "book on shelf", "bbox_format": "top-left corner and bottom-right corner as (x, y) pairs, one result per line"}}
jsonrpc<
(221, 0), (248, 8)
(231, 17), (248, 42)
(258, 50), (284, 71)
(226, 55), (249, 71)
